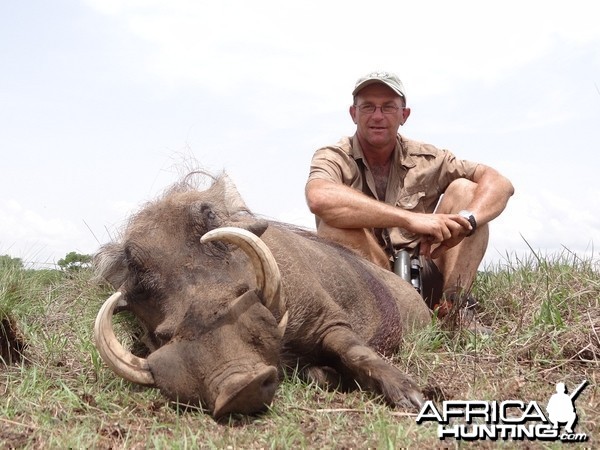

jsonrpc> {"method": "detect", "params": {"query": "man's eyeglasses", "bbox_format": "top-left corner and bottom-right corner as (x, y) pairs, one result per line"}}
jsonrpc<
(354, 103), (402, 114)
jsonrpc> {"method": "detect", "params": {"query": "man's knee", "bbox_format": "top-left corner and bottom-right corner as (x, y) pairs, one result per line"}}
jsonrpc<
(437, 178), (477, 213)
(317, 222), (390, 270)
(447, 178), (477, 201)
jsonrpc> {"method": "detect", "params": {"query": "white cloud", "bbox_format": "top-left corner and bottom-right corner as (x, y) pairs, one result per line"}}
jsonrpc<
(486, 187), (600, 264)
(2, 1), (598, 269)
(81, 0), (600, 97)
(0, 200), (94, 266)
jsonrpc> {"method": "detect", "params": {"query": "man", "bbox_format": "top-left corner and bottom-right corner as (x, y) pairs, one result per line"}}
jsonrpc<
(546, 382), (577, 434)
(305, 71), (514, 319)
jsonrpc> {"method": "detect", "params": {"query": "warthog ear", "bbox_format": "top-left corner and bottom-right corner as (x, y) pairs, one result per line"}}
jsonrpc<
(93, 243), (128, 289)
(219, 173), (249, 214)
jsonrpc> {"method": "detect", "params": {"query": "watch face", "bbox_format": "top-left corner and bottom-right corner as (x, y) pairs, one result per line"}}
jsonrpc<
(458, 210), (476, 235)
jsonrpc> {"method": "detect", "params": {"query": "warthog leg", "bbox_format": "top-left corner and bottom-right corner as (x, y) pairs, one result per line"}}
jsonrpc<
(320, 326), (423, 409)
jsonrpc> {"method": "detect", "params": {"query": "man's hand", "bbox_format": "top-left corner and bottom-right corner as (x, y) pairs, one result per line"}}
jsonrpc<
(411, 213), (473, 259)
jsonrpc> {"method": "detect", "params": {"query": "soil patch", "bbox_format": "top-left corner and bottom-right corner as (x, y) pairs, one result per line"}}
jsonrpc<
(0, 316), (26, 365)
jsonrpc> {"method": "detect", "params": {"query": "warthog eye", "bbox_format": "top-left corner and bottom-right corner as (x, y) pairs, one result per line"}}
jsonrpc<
(203, 207), (216, 221)
(234, 283), (250, 297)
(189, 201), (223, 236)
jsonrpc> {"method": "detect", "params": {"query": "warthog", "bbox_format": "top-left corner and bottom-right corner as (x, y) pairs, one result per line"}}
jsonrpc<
(93, 172), (430, 418)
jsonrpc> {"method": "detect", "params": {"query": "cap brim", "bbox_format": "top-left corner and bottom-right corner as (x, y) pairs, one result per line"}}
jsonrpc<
(352, 79), (405, 98)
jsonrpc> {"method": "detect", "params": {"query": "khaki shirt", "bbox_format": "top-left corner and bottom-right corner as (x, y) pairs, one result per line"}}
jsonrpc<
(307, 134), (479, 253)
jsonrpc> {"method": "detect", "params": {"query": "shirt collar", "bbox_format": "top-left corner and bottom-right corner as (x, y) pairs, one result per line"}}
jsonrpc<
(351, 134), (416, 169)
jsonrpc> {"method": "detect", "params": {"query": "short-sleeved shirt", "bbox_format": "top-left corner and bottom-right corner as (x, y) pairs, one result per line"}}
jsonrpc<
(307, 134), (479, 254)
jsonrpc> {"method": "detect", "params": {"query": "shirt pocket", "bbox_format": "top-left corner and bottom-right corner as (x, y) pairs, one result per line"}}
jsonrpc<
(395, 191), (426, 212)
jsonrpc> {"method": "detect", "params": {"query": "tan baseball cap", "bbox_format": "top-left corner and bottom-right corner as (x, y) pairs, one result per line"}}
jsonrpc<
(352, 71), (406, 100)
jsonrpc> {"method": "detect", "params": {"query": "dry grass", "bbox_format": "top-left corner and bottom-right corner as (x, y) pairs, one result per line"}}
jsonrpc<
(1, 249), (598, 448)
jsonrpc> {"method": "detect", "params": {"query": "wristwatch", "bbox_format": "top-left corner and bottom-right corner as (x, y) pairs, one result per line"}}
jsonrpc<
(458, 210), (477, 236)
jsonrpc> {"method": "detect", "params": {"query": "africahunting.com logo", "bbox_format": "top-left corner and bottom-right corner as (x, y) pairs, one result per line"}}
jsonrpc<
(416, 380), (589, 443)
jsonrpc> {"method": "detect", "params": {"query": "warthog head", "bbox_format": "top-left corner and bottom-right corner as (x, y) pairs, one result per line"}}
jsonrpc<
(94, 173), (288, 418)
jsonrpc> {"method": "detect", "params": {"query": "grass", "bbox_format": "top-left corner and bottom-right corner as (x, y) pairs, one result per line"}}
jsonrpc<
(0, 250), (598, 449)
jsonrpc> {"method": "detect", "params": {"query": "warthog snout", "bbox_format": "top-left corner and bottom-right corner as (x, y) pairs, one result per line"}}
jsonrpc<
(213, 365), (279, 418)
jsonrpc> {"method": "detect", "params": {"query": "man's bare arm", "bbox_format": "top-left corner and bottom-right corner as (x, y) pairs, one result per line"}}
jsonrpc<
(305, 179), (469, 244)
(466, 164), (515, 226)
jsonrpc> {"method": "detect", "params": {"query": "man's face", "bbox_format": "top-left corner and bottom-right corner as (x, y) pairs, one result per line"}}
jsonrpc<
(349, 83), (410, 152)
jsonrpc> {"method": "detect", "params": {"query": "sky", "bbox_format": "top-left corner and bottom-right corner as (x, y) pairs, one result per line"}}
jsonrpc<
(1, 0), (599, 269)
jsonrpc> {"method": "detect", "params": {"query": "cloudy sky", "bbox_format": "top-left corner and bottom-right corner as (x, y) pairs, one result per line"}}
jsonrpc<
(1, 1), (599, 269)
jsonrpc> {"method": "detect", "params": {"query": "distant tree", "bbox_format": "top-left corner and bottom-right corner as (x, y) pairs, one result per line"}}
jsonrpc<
(57, 252), (92, 271)
(0, 255), (23, 270)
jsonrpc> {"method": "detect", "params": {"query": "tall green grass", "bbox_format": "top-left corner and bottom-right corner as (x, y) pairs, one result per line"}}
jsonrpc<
(0, 251), (598, 448)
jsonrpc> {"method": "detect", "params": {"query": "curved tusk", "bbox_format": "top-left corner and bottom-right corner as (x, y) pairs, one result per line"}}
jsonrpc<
(93, 291), (155, 385)
(201, 227), (285, 319)
(277, 311), (289, 338)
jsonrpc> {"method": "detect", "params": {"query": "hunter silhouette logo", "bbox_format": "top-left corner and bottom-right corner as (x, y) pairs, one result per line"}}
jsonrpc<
(546, 380), (588, 435)
(416, 380), (589, 442)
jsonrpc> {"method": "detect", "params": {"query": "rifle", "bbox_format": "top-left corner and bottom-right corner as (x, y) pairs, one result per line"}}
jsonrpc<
(569, 380), (589, 401)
